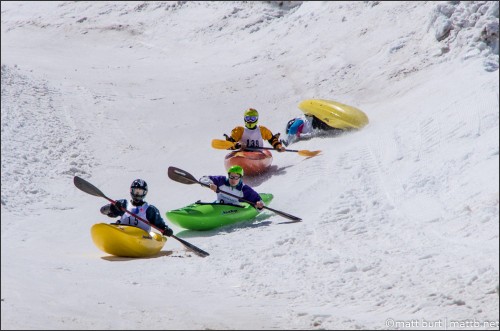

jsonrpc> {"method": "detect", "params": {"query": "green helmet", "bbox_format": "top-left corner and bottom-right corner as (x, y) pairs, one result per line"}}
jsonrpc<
(227, 165), (244, 177)
(244, 108), (259, 129)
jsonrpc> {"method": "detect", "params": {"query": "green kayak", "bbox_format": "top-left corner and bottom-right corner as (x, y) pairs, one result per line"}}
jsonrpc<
(166, 193), (273, 231)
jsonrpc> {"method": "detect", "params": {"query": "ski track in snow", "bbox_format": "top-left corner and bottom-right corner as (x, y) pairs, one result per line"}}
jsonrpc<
(1, 65), (95, 215)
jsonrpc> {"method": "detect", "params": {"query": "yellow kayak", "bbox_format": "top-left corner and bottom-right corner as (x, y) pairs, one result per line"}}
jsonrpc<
(90, 223), (167, 258)
(298, 99), (369, 129)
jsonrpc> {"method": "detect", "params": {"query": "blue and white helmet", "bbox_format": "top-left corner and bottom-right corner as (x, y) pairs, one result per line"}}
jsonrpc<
(285, 118), (297, 135)
(130, 179), (148, 203)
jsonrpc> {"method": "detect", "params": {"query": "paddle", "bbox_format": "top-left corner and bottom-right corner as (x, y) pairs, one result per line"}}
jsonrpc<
(167, 166), (302, 222)
(73, 176), (210, 258)
(211, 139), (321, 157)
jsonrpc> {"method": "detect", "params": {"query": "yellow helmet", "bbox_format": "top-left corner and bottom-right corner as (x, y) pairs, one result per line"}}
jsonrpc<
(244, 108), (259, 129)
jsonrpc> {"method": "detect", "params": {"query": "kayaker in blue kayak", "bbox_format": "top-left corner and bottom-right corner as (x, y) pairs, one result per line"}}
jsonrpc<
(282, 114), (341, 146)
(199, 165), (265, 209)
(100, 179), (174, 236)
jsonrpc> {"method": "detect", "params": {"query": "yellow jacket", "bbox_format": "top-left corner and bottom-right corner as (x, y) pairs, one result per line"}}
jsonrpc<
(227, 125), (282, 150)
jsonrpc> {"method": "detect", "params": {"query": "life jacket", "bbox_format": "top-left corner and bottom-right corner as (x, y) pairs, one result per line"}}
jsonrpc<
(240, 127), (265, 148)
(118, 202), (151, 232)
(216, 179), (244, 205)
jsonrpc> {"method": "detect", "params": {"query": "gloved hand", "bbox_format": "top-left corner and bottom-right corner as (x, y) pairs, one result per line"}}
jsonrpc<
(163, 227), (174, 237)
(234, 142), (242, 149)
(275, 144), (286, 152)
(209, 183), (218, 193)
(113, 200), (124, 211)
(100, 205), (111, 215)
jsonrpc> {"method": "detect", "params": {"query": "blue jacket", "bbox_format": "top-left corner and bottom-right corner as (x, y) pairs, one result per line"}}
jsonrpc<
(206, 175), (262, 205)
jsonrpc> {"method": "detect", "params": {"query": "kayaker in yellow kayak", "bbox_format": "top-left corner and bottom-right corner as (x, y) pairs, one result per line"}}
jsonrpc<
(199, 165), (265, 209)
(100, 179), (174, 236)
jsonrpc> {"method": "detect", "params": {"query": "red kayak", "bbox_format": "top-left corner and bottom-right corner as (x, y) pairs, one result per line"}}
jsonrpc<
(224, 150), (273, 176)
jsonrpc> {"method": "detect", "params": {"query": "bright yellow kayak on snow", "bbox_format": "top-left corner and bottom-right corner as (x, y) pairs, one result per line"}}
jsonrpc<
(298, 99), (369, 129)
(90, 223), (167, 258)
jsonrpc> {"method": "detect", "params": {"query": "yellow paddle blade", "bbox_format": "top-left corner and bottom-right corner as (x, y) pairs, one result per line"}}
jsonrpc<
(297, 150), (322, 157)
(211, 139), (235, 150)
(212, 138), (321, 157)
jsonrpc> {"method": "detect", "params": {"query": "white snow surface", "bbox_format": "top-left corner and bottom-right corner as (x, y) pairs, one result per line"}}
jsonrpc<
(1, 1), (499, 330)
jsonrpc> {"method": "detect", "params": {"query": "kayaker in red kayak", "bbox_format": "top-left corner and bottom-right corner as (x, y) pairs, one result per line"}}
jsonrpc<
(223, 108), (285, 152)
(199, 165), (265, 209)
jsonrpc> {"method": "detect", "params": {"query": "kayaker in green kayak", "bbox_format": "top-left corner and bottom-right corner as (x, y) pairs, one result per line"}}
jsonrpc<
(199, 165), (265, 209)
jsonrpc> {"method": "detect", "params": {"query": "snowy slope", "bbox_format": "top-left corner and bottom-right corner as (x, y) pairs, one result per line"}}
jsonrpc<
(1, 1), (498, 330)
